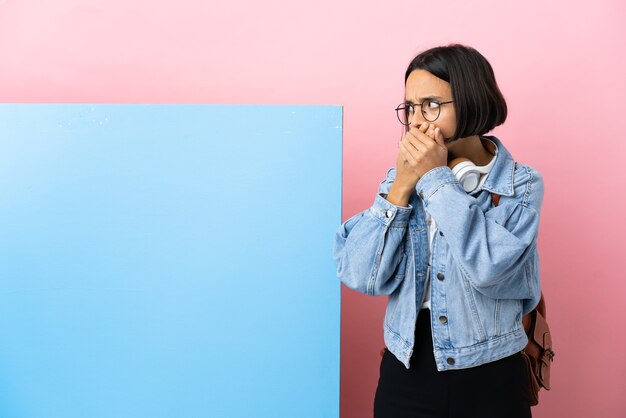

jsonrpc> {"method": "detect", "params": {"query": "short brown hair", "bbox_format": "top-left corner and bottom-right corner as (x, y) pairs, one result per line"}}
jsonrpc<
(405, 44), (507, 141)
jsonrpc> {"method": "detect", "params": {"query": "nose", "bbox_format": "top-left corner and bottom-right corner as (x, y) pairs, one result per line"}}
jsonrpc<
(408, 108), (425, 129)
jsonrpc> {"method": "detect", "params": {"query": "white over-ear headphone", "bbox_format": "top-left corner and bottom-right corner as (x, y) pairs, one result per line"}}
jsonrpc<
(449, 157), (492, 194)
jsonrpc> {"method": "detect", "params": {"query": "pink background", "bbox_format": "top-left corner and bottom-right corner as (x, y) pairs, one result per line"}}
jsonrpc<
(1, 1), (625, 417)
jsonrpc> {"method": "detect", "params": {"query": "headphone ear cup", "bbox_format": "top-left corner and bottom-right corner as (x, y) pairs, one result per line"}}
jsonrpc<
(449, 158), (481, 193)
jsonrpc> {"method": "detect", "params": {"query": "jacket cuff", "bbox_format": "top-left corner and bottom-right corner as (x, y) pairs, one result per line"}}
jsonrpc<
(415, 166), (461, 204)
(369, 193), (412, 227)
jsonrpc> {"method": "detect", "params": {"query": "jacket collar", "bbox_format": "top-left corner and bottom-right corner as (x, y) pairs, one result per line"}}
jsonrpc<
(479, 135), (515, 197)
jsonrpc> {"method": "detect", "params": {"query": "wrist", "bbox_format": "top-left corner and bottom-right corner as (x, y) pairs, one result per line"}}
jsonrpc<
(390, 181), (414, 196)
(386, 182), (413, 207)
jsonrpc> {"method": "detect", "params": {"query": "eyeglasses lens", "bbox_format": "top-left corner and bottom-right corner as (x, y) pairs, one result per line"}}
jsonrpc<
(396, 105), (408, 126)
(396, 101), (441, 126)
(422, 100), (439, 122)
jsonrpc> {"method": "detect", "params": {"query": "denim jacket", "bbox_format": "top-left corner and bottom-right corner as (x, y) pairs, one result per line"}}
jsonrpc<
(333, 136), (543, 370)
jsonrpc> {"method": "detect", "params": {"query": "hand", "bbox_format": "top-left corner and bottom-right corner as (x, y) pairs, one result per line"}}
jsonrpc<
(397, 122), (447, 183)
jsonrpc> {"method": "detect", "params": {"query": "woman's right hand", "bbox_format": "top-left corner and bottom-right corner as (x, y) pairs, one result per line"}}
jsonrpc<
(385, 123), (436, 207)
(394, 122), (436, 190)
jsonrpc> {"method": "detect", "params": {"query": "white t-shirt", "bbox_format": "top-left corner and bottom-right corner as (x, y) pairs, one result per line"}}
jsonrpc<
(420, 140), (498, 310)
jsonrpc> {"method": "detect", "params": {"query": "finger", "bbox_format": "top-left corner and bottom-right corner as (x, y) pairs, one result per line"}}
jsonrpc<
(409, 122), (435, 143)
(426, 123), (436, 138)
(433, 127), (446, 147)
(400, 137), (422, 161)
(411, 122), (429, 135)
(407, 128), (436, 149)
(405, 136), (430, 157)
(400, 137), (420, 159)
(401, 132), (421, 154)
(399, 141), (418, 166)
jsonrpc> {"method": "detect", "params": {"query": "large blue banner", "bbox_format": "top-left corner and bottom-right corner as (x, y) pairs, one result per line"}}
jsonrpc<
(0, 104), (342, 418)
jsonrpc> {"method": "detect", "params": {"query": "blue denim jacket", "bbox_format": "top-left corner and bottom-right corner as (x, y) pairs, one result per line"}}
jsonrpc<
(333, 136), (543, 370)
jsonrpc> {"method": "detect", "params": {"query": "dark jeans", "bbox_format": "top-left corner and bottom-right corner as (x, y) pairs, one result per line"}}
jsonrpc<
(374, 309), (532, 418)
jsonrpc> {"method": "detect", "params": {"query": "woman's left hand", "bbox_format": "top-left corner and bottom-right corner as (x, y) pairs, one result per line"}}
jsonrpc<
(398, 123), (448, 179)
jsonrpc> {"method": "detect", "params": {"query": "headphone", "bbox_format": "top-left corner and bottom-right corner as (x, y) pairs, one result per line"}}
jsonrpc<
(448, 157), (492, 194)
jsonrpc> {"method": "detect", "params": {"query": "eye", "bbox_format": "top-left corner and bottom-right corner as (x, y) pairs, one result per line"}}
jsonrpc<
(426, 100), (441, 109)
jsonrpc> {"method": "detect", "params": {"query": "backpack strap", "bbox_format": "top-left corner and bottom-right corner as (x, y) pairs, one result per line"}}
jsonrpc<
(491, 193), (501, 207)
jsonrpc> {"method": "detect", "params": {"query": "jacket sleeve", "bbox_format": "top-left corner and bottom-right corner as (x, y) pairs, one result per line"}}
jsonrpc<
(415, 163), (544, 299)
(332, 168), (412, 296)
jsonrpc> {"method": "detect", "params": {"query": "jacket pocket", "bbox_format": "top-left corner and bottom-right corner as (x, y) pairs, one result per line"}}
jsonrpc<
(494, 298), (523, 336)
(391, 237), (409, 281)
(459, 273), (487, 342)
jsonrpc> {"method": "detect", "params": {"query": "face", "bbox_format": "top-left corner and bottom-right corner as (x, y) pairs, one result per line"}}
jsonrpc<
(404, 69), (456, 142)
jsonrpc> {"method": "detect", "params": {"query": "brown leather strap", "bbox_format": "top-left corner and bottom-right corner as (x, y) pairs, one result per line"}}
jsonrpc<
(491, 193), (501, 207)
(523, 293), (546, 333)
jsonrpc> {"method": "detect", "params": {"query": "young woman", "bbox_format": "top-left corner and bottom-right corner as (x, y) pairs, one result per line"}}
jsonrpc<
(333, 44), (543, 418)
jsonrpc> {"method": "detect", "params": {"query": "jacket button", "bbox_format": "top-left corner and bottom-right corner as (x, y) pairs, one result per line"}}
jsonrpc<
(419, 192), (424, 199)
(447, 357), (455, 365)
(439, 230), (444, 237)
(385, 209), (393, 218)
(439, 315), (448, 324)
(436, 273), (444, 281)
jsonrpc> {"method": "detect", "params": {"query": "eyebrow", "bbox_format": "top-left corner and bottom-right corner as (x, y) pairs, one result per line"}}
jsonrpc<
(405, 95), (444, 103)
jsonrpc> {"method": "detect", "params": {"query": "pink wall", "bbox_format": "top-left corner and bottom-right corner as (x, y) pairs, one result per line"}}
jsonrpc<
(1, 1), (625, 417)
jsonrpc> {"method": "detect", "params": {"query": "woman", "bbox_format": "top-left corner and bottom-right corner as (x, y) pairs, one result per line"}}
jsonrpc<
(332, 44), (543, 418)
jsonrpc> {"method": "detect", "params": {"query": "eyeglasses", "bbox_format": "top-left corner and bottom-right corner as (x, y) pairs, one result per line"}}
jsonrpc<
(395, 100), (454, 125)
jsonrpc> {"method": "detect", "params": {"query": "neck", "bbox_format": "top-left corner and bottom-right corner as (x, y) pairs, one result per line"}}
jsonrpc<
(446, 135), (494, 166)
